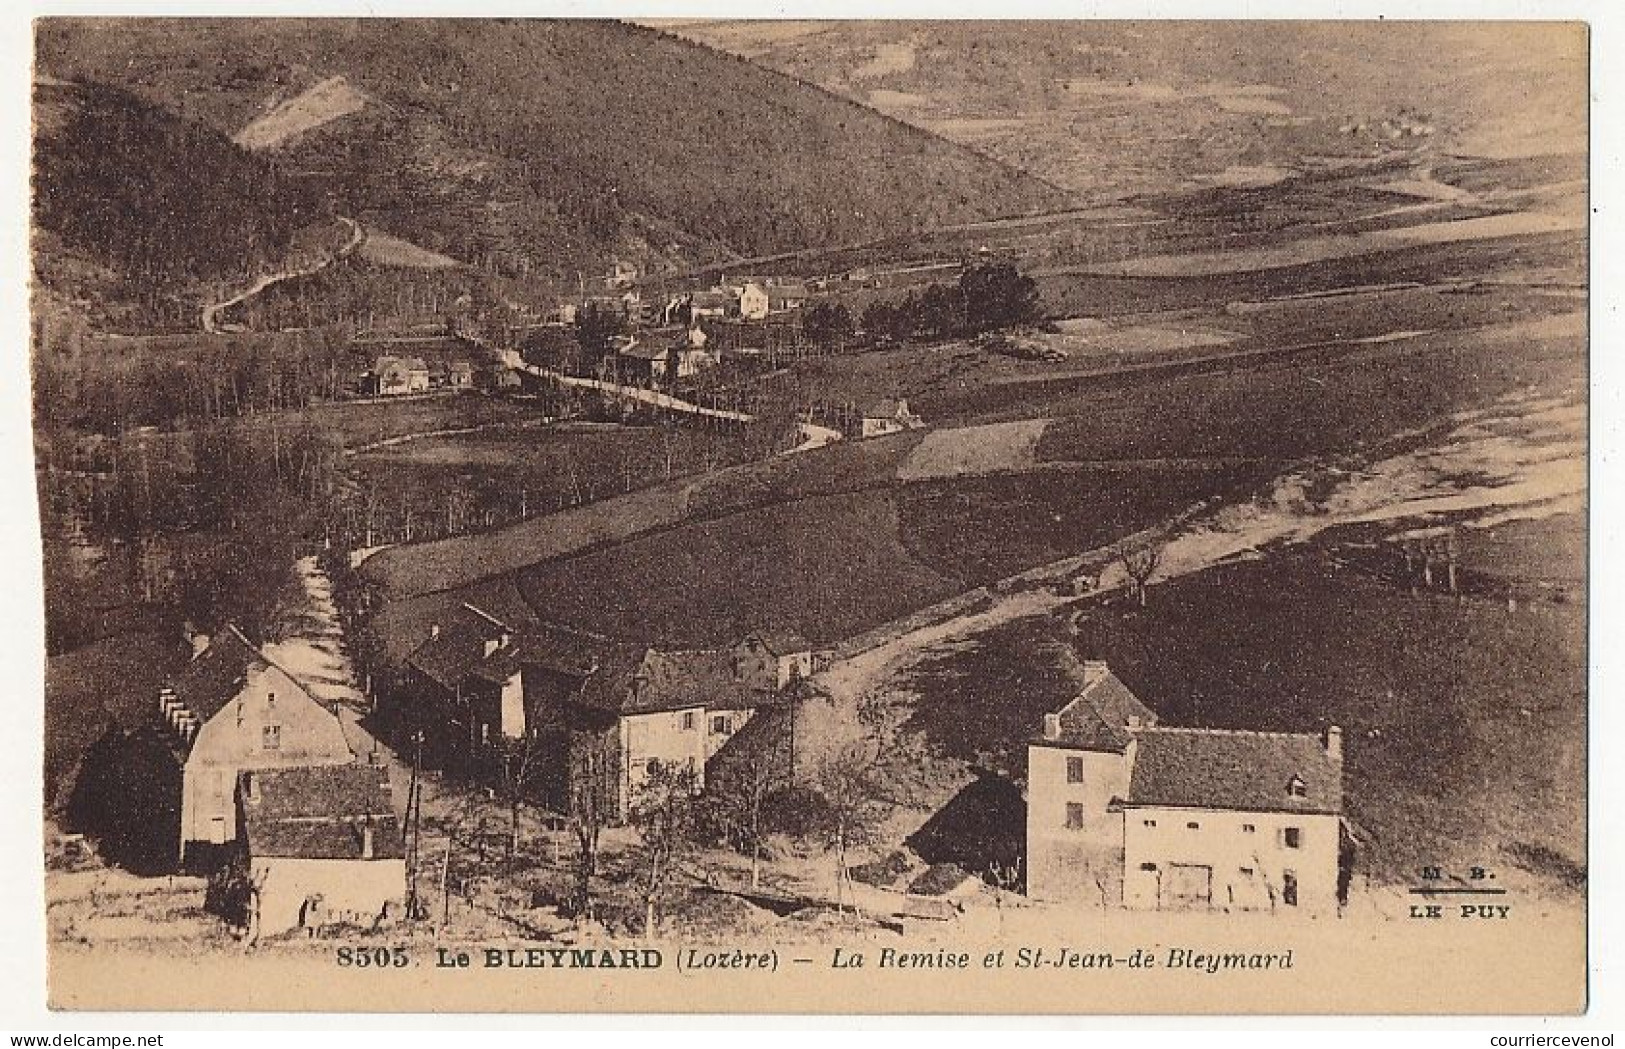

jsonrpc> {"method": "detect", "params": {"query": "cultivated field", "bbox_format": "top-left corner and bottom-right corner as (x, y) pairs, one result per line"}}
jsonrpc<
(351, 151), (1587, 913)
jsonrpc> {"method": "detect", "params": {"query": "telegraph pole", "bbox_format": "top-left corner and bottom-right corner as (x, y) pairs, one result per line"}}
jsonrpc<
(405, 730), (425, 917)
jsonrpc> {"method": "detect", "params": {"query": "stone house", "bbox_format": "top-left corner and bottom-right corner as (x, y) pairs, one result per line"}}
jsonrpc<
(365, 355), (430, 396)
(157, 626), (354, 871)
(238, 763), (405, 937)
(395, 604), (808, 822)
(1025, 662), (1349, 916)
(858, 397), (925, 438)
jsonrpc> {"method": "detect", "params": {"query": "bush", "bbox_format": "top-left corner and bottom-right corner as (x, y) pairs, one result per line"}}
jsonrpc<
(760, 785), (838, 840)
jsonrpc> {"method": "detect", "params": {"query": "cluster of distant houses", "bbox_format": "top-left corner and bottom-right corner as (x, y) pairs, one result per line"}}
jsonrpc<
(565, 272), (812, 329)
(393, 603), (815, 822)
(360, 354), (478, 398)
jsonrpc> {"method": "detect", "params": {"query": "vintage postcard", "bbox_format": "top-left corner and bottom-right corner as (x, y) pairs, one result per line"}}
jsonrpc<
(32, 17), (1588, 1013)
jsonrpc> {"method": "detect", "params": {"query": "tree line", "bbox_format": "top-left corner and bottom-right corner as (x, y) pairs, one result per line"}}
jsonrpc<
(855, 262), (1043, 347)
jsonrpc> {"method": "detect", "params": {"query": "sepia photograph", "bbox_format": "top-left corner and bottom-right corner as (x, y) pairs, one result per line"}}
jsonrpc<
(27, 15), (1590, 1015)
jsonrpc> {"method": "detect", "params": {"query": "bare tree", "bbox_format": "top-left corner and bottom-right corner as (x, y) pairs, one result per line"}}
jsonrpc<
(807, 694), (932, 913)
(495, 730), (546, 872)
(705, 756), (780, 891)
(1117, 541), (1164, 606)
(627, 760), (702, 937)
(565, 732), (609, 924)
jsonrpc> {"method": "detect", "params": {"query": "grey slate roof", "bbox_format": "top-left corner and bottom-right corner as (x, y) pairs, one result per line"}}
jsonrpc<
(165, 625), (315, 723)
(1034, 670), (1159, 753)
(1125, 728), (1344, 816)
(240, 763), (405, 861)
(406, 604), (775, 717)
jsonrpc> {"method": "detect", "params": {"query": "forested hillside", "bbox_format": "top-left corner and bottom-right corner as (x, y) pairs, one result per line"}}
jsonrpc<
(34, 18), (1070, 329)
(33, 80), (326, 330)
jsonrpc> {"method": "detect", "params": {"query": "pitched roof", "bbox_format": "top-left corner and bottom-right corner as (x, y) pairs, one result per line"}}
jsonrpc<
(614, 649), (775, 715)
(768, 282), (810, 302)
(862, 397), (915, 419)
(1034, 668), (1158, 753)
(691, 289), (734, 309)
(404, 602), (541, 690)
(374, 355), (428, 373)
(743, 630), (812, 656)
(407, 607), (781, 718)
(164, 625), (316, 723)
(617, 331), (690, 359)
(240, 763), (404, 861)
(1125, 728), (1344, 816)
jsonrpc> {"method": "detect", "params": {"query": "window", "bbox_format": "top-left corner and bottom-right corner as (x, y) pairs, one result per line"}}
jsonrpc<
(1143, 819), (1157, 828)
(646, 758), (662, 777)
(1066, 756), (1085, 783)
(1139, 862), (1158, 872)
(681, 712), (697, 731)
(209, 816), (227, 845)
(1239, 866), (1255, 877)
(1185, 821), (1201, 830)
(1282, 870), (1299, 906)
(480, 722), (490, 746)
(1287, 775), (1307, 799)
(1065, 802), (1085, 829)
(1242, 823), (1257, 834)
(1283, 826), (1302, 849)
(711, 715), (728, 735)
(261, 724), (281, 751)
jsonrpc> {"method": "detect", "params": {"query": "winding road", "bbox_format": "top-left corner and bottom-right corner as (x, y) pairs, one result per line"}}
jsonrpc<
(201, 216), (364, 334)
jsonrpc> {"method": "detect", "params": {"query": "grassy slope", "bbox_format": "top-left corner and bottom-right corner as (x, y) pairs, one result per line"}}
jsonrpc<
(35, 19), (1068, 294)
(1070, 526), (1585, 895)
(670, 21), (1586, 198)
(359, 427), (926, 598)
(515, 489), (957, 648)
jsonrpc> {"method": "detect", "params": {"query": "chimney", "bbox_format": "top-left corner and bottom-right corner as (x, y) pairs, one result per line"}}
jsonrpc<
(1126, 715), (1143, 732)
(1043, 713), (1061, 741)
(1081, 660), (1109, 686)
(361, 822), (375, 861)
(189, 632), (210, 659)
(429, 623), (441, 641)
(1325, 725), (1344, 763)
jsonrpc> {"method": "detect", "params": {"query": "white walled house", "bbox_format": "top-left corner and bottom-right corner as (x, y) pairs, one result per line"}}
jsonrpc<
(738, 282), (770, 321)
(1024, 662), (1158, 905)
(1118, 728), (1346, 915)
(239, 763), (405, 937)
(398, 605), (788, 823)
(733, 631), (815, 689)
(1025, 663), (1349, 916)
(858, 397), (925, 438)
(159, 626), (354, 870)
(367, 355), (430, 396)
